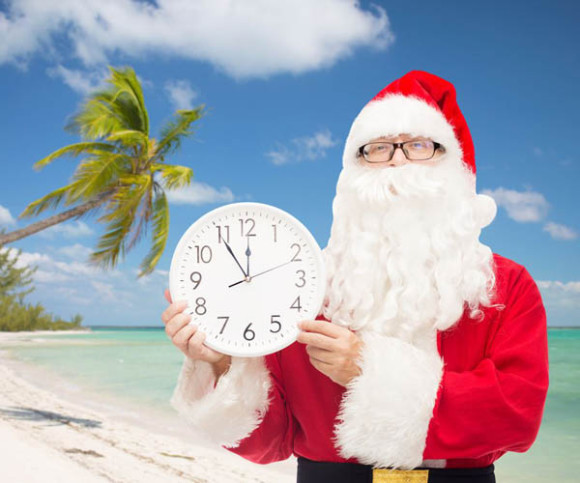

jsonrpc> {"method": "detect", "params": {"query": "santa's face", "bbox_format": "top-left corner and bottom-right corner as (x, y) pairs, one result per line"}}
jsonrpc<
(323, 134), (496, 347)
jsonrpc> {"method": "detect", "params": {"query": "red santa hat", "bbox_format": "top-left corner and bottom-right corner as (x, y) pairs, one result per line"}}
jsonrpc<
(343, 70), (476, 173)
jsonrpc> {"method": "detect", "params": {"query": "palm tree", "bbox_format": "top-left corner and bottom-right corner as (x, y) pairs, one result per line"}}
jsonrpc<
(0, 66), (204, 277)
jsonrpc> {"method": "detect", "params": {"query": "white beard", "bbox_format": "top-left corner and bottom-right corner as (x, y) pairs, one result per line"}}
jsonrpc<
(322, 156), (497, 348)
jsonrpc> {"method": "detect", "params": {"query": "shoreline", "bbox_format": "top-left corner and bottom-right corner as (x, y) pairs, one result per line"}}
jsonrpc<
(0, 333), (296, 482)
(0, 328), (92, 337)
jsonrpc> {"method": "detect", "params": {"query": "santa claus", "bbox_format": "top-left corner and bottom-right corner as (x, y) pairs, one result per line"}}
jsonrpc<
(162, 71), (549, 482)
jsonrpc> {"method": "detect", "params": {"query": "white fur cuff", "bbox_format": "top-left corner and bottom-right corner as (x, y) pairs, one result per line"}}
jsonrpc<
(335, 333), (443, 469)
(171, 356), (271, 448)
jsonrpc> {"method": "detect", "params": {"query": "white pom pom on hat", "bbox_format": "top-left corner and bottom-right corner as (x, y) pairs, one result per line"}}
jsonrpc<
(474, 194), (497, 228)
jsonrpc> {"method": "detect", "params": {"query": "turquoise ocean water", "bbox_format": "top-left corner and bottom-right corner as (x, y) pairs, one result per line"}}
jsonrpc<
(4, 328), (579, 482)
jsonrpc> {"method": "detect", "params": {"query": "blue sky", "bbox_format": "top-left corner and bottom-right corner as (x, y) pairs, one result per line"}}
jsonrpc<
(0, 0), (578, 327)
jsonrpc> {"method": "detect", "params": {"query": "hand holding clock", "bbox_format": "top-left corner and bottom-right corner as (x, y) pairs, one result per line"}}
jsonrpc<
(162, 289), (231, 378)
(297, 320), (363, 387)
(162, 289), (361, 385)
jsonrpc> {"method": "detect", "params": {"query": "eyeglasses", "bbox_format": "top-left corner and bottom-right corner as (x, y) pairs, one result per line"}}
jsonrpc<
(357, 140), (443, 163)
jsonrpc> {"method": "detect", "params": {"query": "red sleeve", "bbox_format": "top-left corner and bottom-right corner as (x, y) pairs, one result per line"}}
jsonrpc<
(227, 353), (295, 464)
(423, 266), (549, 460)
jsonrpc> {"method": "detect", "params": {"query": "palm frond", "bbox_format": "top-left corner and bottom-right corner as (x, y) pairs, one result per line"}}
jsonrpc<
(138, 188), (169, 277)
(109, 67), (149, 135)
(152, 163), (193, 190)
(68, 92), (125, 139)
(67, 67), (149, 140)
(155, 107), (204, 159)
(125, 181), (153, 252)
(99, 174), (151, 222)
(67, 154), (129, 204)
(20, 184), (72, 218)
(90, 179), (150, 269)
(34, 142), (116, 170)
(117, 173), (152, 191)
(106, 129), (148, 149)
(90, 206), (136, 269)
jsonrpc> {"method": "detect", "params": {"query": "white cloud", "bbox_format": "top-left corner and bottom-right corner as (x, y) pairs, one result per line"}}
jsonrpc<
(34, 269), (73, 284)
(482, 187), (549, 223)
(538, 280), (580, 293)
(52, 259), (99, 277)
(91, 280), (115, 300)
(266, 129), (338, 165)
(532, 147), (543, 157)
(2, 245), (135, 306)
(0, 204), (16, 226)
(136, 267), (169, 286)
(0, 0), (394, 79)
(537, 279), (580, 316)
(52, 286), (92, 305)
(57, 243), (93, 260)
(166, 181), (235, 205)
(39, 220), (94, 239)
(47, 65), (108, 94)
(165, 80), (197, 110)
(6, 248), (52, 267)
(1, 246), (91, 283)
(543, 222), (578, 241)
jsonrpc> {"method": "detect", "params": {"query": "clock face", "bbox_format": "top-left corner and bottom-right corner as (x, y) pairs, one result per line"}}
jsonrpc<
(169, 202), (326, 357)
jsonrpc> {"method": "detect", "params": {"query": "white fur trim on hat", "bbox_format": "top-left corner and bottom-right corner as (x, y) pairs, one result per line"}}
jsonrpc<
(334, 332), (443, 469)
(171, 356), (271, 448)
(343, 95), (463, 168)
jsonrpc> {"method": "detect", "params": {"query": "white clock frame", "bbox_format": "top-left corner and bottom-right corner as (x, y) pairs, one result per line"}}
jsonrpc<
(169, 202), (326, 357)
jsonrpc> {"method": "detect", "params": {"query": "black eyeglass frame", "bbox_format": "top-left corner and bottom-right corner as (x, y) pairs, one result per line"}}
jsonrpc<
(357, 140), (443, 162)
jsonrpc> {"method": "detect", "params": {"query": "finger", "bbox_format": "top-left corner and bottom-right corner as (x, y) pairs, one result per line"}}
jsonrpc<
(306, 345), (334, 364)
(297, 331), (336, 351)
(165, 312), (191, 338)
(161, 299), (188, 325)
(164, 289), (173, 304)
(172, 322), (198, 350)
(298, 320), (347, 339)
(309, 356), (332, 374)
(187, 327), (207, 358)
(190, 331), (220, 360)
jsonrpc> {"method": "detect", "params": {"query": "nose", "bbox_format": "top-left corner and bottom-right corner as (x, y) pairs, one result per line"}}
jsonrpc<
(387, 146), (408, 167)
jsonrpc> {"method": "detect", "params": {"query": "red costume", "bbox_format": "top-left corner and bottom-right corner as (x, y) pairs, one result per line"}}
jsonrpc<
(228, 254), (549, 468)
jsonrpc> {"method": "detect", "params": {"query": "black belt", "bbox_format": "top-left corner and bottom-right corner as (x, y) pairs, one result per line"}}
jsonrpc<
(297, 457), (496, 483)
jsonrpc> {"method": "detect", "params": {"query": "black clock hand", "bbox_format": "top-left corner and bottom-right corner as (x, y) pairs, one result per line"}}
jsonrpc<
(224, 240), (248, 278)
(245, 237), (251, 277)
(228, 260), (293, 288)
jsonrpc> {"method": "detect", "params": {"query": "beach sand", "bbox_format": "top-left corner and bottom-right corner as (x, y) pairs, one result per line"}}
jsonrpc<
(0, 331), (295, 483)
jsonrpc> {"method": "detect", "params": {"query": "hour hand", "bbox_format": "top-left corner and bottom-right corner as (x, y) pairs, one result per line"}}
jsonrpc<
(224, 241), (248, 278)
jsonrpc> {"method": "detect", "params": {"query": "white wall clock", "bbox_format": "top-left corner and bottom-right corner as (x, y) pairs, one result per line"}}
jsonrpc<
(169, 202), (326, 357)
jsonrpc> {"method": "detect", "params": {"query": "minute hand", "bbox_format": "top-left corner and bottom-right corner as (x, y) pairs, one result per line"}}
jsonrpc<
(224, 241), (248, 278)
(228, 260), (293, 288)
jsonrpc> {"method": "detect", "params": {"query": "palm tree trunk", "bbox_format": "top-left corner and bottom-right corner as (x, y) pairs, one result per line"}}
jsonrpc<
(0, 194), (111, 246)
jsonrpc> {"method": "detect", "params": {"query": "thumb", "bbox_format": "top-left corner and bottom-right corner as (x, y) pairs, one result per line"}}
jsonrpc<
(164, 289), (173, 304)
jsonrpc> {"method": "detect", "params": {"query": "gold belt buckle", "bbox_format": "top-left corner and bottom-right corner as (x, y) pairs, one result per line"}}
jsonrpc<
(372, 468), (429, 483)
